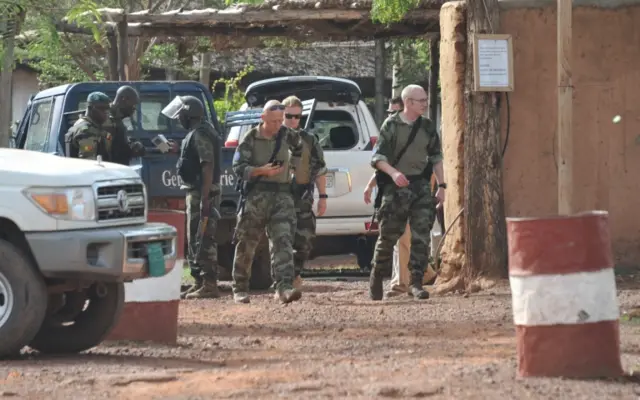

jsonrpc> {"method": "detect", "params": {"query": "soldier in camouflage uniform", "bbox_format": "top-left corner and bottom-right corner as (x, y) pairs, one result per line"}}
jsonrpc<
(64, 92), (112, 160)
(232, 100), (303, 304)
(161, 95), (222, 299)
(369, 85), (446, 301)
(102, 86), (147, 165)
(282, 95), (327, 290)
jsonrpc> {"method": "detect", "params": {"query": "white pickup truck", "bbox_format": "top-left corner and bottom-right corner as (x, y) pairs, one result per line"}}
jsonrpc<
(224, 76), (380, 267)
(0, 149), (178, 358)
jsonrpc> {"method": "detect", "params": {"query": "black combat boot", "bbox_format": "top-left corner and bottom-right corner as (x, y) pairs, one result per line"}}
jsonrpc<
(274, 283), (302, 304)
(369, 268), (384, 301)
(186, 277), (220, 299)
(409, 271), (429, 300)
(181, 276), (203, 299)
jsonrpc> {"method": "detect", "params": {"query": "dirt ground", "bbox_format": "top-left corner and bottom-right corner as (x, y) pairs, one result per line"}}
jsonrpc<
(2, 260), (640, 399)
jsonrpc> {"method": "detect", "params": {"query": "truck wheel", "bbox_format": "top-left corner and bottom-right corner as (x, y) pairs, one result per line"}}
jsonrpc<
(250, 240), (272, 291)
(29, 282), (125, 354)
(0, 239), (48, 359)
(356, 236), (377, 271)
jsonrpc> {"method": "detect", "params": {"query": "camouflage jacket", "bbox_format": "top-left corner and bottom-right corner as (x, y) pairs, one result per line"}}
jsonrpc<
(64, 115), (110, 161)
(371, 112), (443, 177)
(233, 125), (302, 184)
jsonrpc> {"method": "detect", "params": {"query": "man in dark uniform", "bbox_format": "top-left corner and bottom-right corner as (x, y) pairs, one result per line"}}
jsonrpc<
(369, 84), (446, 301)
(232, 100), (303, 304)
(65, 92), (112, 160)
(161, 95), (222, 299)
(103, 85), (146, 165)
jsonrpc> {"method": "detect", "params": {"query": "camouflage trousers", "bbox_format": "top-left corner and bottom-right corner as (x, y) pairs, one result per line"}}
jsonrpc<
(232, 188), (296, 292)
(292, 195), (316, 277)
(186, 190), (219, 280)
(371, 179), (435, 277)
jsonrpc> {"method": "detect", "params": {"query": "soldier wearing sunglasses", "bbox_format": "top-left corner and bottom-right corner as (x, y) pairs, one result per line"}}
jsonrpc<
(282, 95), (327, 290)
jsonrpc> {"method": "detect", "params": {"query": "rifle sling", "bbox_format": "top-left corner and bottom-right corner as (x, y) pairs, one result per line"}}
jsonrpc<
(376, 117), (422, 189)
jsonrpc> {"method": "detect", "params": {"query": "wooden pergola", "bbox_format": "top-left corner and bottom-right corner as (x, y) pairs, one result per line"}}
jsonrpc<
(57, 0), (445, 126)
(59, 0), (444, 40)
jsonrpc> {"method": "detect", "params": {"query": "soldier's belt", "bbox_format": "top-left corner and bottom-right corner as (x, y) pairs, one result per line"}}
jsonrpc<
(405, 174), (430, 183)
(253, 182), (292, 192)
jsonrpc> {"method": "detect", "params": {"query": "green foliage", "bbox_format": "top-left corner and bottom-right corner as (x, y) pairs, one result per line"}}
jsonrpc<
(212, 64), (254, 123)
(141, 43), (198, 79)
(65, 0), (104, 44)
(371, 0), (421, 24)
(390, 38), (431, 89)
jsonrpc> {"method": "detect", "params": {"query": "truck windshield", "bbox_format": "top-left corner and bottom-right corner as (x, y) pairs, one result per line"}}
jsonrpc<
(139, 90), (212, 135)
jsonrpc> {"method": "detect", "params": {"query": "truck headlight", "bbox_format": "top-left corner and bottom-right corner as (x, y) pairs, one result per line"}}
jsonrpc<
(24, 187), (96, 221)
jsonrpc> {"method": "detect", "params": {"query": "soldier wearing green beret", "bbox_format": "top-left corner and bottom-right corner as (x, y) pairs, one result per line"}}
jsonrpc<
(64, 92), (112, 160)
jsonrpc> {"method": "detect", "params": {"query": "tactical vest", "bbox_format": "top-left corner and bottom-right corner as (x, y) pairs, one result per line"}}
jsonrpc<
(176, 123), (221, 189)
(295, 133), (312, 185)
(176, 130), (201, 187)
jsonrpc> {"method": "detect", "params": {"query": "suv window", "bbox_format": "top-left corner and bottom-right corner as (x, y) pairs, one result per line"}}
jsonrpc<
(138, 91), (211, 133)
(306, 110), (358, 150)
(24, 98), (54, 152)
(237, 109), (359, 150)
(139, 92), (170, 131)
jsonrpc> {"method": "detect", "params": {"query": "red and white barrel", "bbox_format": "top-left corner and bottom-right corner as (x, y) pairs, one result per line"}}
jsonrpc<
(108, 210), (185, 345)
(507, 211), (624, 378)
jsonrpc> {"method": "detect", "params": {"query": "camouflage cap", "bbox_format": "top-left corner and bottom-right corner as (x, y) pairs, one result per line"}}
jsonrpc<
(86, 92), (111, 104)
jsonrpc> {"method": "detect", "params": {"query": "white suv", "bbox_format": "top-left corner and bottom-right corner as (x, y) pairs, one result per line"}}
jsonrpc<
(224, 76), (380, 267)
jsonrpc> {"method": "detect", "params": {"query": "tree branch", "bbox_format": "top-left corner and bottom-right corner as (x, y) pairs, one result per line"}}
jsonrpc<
(61, 33), (98, 80)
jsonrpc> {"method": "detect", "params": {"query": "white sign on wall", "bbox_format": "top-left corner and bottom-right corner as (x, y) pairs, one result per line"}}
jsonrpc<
(473, 34), (514, 92)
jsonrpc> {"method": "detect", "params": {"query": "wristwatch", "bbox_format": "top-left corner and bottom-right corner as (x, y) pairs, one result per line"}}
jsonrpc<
(438, 183), (447, 189)
(319, 194), (328, 199)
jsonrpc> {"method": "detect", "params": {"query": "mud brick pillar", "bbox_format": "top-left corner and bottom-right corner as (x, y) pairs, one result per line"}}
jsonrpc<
(107, 210), (185, 345)
(506, 211), (623, 378)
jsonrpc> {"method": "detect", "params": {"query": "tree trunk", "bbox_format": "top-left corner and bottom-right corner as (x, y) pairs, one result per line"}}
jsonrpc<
(0, 8), (24, 148)
(107, 35), (119, 80)
(199, 52), (211, 89)
(462, 0), (508, 290)
(117, 19), (129, 81)
(428, 38), (440, 122)
(391, 42), (403, 98)
(374, 39), (385, 127)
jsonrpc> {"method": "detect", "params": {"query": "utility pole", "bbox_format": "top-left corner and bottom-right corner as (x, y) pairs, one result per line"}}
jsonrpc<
(374, 39), (386, 127)
(557, 0), (573, 215)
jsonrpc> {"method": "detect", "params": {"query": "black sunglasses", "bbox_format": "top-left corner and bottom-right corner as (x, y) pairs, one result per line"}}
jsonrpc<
(285, 113), (301, 120)
(268, 104), (286, 111)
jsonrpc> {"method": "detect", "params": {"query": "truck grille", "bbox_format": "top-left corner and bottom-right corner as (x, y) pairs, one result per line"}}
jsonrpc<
(95, 181), (146, 222)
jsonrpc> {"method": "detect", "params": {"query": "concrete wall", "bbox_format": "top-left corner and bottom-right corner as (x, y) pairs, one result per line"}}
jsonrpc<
(439, 0), (640, 267)
(11, 67), (39, 125)
(499, 2), (640, 265)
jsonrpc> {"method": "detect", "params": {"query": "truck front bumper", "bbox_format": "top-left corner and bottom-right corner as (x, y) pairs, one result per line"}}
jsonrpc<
(25, 222), (178, 282)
